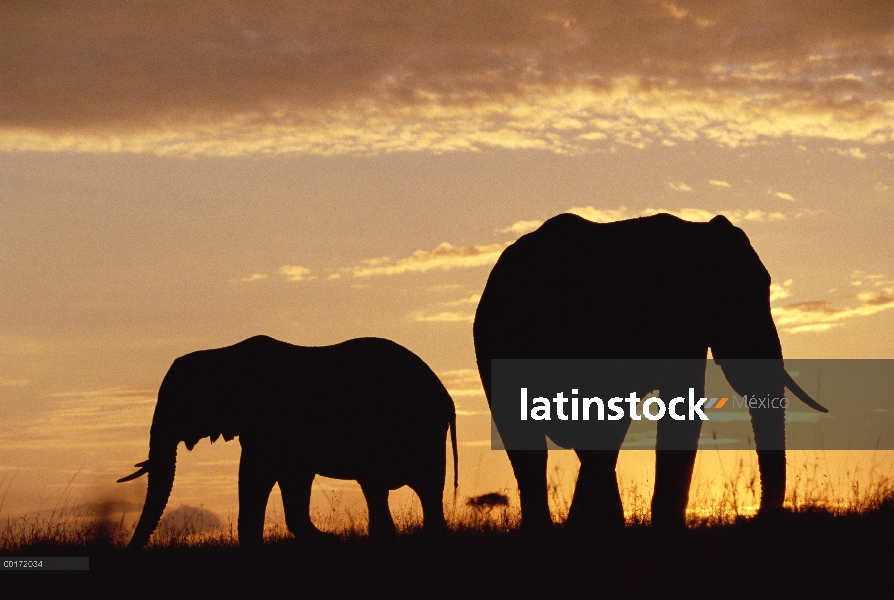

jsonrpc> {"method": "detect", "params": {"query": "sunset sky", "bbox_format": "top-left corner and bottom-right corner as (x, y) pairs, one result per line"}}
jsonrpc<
(2, 2), (893, 528)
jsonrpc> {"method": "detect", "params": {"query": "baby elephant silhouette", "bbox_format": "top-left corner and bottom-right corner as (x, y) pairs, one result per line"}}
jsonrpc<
(119, 335), (457, 548)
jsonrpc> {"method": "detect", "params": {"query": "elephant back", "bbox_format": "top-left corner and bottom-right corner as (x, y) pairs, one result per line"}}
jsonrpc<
(250, 338), (453, 470)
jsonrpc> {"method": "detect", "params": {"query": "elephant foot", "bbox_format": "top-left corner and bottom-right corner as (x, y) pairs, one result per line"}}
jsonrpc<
(239, 542), (264, 553)
(419, 521), (448, 539)
(237, 537), (265, 551)
(237, 526), (266, 549)
(754, 505), (791, 525)
(289, 523), (341, 544)
(649, 511), (688, 531)
(290, 525), (342, 547)
(519, 518), (558, 540)
(563, 517), (625, 540)
(368, 526), (398, 541)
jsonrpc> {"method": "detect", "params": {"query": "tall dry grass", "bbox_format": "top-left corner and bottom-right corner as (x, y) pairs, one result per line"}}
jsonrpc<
(2, 455), (892, 551)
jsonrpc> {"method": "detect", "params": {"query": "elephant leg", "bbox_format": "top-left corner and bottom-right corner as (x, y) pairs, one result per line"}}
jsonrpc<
(278, 470), (323, 539)
(409, 478), (447, 533)
(566, 449), (624, 533)
(360, 482), (396, 538)
(237, 445), (278, 547)
(652, 417), (702, 529)
(506, 448), (552, 532)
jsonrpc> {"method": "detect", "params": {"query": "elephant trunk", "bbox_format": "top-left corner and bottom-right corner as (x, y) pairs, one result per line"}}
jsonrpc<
(750, 390), (786, 513)
(715, 358), (788, 514)
(749, 369), (829, 513)
(128, 442), (177, 549)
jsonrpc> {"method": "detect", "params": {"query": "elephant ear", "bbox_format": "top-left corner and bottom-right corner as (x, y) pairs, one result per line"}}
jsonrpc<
(705, 215), (781, 360)
(184, 353), (241, 448)
(212, 385), (245, 444)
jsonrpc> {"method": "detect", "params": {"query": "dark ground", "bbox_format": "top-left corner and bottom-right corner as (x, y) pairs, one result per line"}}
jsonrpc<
(4, 505), (893, 599)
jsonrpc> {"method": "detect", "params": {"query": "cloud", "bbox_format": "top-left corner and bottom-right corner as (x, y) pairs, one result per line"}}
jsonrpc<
(279, 265), (312, 281)
(439, 294), (481, 307)
(772, 292), (894, 333)
(438, 369), (485, 398)
(770, 279), (794, 302)
(230, 273), (268, 284)
(709, 179), (732, 188)
(565, 206), (635, 223)
(409, 294), (480, 324)
(826, 146), (868, 159)
(667, 181), (693, 192)
(849, 270), (888, 287)
(0, 387), (156, 451)
(409, 311), (475, 324)
(351, 242), (509, 277)
(771, 272), (894, 333)
(346, 205), (811, 281)
(768, 188), (796, 202)
(850, 270), (891, 288)
(569, 205), (793, 224)
(495, 220), (543, 236)
(3, 2), (894, 155)
(427, 284), (464, 292)
(0, 377), (29, 387)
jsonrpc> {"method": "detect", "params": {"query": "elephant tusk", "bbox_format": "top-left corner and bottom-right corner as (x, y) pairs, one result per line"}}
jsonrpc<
(117, 459), (151, 483)
(783, 370), (829, 413)
(117, 467), (148, 483)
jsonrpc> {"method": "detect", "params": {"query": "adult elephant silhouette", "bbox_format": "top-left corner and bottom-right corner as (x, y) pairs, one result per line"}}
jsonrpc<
(473, 213), (826, 531)
(119, 335), (458, 548)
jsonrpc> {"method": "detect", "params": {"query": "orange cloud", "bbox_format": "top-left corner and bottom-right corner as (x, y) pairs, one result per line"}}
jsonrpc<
(348, 206), (812, 281)
(667, 181), (693, 192)
(495, 220), (543, 236)
(773, 293), (894, 333)
(2, 2), (893, 155)
(0, 388), (155, 452)
(768, 188), (797, 202)
(437, 369), (485, 399)
(770, 279), (794, 302)
(351, 242), (509, 277)
(568, 206), (795, 224)
(279, 265), (312, 281)
(408, 294), (481, 324)
(409, 311), (475, 324)
(230, 273), (268, 284)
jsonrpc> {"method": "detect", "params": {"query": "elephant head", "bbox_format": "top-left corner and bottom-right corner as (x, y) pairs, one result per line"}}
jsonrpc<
(707, 216), (827, 513)
(118, 355), (239, 549)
